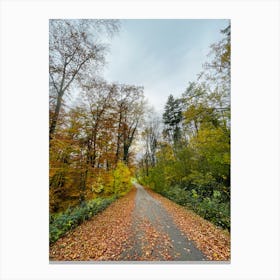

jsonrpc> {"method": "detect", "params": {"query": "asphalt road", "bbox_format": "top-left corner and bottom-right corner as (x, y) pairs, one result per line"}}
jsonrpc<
(121, 183), (206, 261)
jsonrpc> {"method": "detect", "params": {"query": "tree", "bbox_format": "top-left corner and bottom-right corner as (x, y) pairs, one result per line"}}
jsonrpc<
(115, 84), (145, 165)
(182, 82), (221, 136)
(49, 107), (85, 211)
(141, 108), (161, 176)
(49, 19), (119, 140)
(203, 23), (230, 85)
(162, 94), (183, 144)
(79, 78), (116, 169)
(201, 22), (231, 116)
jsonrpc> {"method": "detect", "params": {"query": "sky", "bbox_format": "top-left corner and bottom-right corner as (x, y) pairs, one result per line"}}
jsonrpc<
(102, 19), (229, 114)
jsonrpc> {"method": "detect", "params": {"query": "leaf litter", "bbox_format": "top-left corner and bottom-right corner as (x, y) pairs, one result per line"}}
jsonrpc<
(50, 185), (230, 261)
(146, 188), (230, 261)
(49, 188), (136, 261)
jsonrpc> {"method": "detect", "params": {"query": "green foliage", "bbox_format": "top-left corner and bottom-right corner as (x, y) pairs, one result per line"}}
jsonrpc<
(49, 196), (116, 244)
(156, 185), (230, 230)
(197, 196), (230, 229)
(139, 121), (230, 230)
(139, 130), (230, 230)
(138, 25), (230, 231)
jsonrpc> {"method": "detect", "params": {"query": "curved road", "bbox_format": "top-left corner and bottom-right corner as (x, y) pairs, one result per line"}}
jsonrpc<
(121, 183), (206, 261)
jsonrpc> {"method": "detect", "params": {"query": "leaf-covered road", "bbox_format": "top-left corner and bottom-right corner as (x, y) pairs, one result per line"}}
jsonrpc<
(121, 183), (206, 261)
(50, 183), (230, 261)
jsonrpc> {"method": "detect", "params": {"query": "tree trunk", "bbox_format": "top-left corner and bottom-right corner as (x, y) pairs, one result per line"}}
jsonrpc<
(49, 92), (63, 141)
(123, 144), (129, 165)
(115, 111), (122, 163)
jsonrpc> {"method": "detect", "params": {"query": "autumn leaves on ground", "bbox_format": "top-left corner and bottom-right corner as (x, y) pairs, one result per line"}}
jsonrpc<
(50, 183), (230, 261)
(49, 20), (230, 262)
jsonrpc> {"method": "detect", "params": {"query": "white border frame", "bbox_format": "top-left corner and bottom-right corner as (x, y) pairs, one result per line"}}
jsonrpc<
(1, 0), (279, 279)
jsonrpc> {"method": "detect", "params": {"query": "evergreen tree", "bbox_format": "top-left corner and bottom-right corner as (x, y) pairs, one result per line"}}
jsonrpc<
(162, 94), (183, 143)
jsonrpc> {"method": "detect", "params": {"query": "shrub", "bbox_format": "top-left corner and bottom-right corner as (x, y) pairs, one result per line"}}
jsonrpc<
(153, 185), (230, 231)
(161, 185), (189, 206)
(49, 195), (116, 244)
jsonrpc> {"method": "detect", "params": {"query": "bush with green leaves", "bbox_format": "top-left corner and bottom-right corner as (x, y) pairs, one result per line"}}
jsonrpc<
(49, 196), (116, 244)
(195, 195), (230, 230)
(160, 185), (188, 205)
(153, 185), (230, 231)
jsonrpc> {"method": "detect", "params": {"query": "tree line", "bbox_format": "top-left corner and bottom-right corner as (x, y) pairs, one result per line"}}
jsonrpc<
(137, 24), (231, 230)
(49, 19), (144, 212)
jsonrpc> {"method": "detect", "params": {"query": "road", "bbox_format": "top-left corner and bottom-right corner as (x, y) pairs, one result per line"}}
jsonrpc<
(121, 183), (206, 261)
(49, 183), (221, 261)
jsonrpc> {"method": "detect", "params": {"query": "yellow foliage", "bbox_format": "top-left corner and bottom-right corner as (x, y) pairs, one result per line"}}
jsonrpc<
(113, 161), (132, 196)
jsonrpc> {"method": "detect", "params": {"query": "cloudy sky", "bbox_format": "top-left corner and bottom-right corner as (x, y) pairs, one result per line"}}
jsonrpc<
(103, 19), (229, 113)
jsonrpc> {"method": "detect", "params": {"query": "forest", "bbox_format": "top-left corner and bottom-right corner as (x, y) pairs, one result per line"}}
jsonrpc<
(49, 19), (230, 245)
(137, 25), (231, 230)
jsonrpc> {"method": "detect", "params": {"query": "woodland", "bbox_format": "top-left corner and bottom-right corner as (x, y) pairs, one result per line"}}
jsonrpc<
(49, 19), (230, 245)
